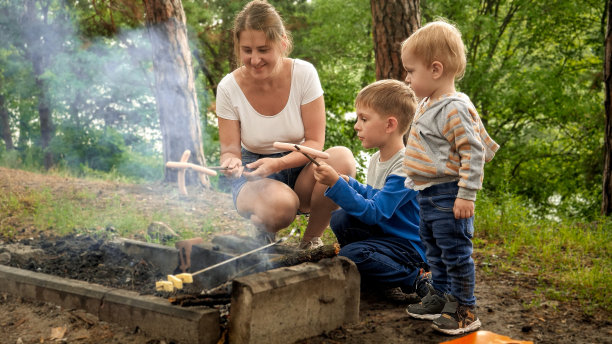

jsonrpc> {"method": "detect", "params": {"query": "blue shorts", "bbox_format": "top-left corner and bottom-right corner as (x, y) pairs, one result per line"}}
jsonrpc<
(230, 148), (306, 208)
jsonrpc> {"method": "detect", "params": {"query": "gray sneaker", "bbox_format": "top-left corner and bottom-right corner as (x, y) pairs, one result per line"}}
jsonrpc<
(405, 284), (446, 320)
(432, 295), (481, 335)
(298, 237), (323, 250)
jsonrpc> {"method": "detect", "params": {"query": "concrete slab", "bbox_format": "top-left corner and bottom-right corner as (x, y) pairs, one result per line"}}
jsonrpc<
(228, 256), (360, 344)
(0, 265), (220, 344)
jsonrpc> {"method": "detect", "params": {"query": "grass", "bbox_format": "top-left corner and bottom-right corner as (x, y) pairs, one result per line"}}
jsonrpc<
(1, 164), (610, 315)
(475, 192), (612, 313)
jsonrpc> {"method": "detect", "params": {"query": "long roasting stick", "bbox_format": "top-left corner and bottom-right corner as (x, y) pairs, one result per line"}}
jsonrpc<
(294, 145), (320, 166)
(191, 227), (297, 277)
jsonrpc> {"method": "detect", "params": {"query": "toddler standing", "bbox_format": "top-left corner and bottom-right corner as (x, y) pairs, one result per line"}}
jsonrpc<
(401, 20), (499, 335)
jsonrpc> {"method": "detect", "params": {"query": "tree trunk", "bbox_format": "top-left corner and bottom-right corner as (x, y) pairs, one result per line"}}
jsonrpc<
(370, 0), (420, 81)
(143, 0), (209, 187)
(0, 95), (14, 150)
(25, 0), (54, 169)
(603, 0), (612, 215)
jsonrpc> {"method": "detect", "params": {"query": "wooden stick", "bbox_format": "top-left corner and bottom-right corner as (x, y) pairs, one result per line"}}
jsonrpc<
(294, 145), (320, 166)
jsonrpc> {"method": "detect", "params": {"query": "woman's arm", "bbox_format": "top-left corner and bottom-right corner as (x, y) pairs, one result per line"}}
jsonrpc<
(218, 117), (244, 177)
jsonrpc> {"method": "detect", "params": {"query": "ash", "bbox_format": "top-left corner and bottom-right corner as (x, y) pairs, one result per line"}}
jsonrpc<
(2, 232), (164, 295)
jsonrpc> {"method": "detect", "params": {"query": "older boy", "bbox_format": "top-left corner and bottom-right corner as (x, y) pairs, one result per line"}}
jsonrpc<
(313, 79), (431, 302)
(401, 20), (499, 335)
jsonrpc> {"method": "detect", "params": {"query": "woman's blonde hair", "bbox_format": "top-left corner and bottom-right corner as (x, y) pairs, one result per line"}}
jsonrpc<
(401, 20), (466, 80)
(232, 0), (293, 67)
(355, 79), (417, 134)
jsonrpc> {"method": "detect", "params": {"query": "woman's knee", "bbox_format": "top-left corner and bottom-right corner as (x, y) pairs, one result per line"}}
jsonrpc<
(324, 146), (356, 177)
(237, 181), (299, 231)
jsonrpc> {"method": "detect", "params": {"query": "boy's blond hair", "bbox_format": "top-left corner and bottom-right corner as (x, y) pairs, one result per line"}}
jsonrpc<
(401, 20), (466, 80)
(355, 79), (417, 134)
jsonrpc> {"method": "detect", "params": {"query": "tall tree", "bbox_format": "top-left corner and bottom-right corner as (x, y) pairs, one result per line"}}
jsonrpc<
(23, 0), (55, 169)
(143, 0), (209, 187)
(604, 0), (612, 216)
(370, 0), (420, 81)
(0, 94), (14, 150)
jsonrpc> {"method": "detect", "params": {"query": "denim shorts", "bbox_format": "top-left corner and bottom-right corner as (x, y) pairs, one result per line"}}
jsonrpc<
(230, 148), (306, 207)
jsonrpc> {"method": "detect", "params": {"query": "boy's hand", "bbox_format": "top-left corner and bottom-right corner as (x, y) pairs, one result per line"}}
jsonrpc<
(313, 163), (340, 187)
(453, 198), (474, 219)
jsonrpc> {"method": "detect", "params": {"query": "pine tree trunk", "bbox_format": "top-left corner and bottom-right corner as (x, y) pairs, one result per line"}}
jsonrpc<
(603, 0), (612, 215)
(25, 0), (53, 169)
(370, 0), (420, 81)
(144, 0), (209, 187)
(0, 95), (14, 150)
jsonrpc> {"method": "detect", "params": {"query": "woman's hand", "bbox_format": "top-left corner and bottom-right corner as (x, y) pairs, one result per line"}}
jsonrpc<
(243, 157), (283, 181)
(221, 157), (244, 179)
(313, 163), (340, 187)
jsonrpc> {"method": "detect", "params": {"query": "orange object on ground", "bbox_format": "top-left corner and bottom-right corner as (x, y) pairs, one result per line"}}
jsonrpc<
(440, 330), (533, 344)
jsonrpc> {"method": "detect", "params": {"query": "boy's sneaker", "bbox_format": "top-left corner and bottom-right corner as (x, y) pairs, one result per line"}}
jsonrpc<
(413, 268), (432, 299)
(298, 237), (323, 250)
(405, 284), (446, 320)
(432, 295), (481, 335)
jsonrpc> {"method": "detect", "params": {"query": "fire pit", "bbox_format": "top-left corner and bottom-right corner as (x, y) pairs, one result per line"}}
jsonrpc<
(0, 233), (360, 344)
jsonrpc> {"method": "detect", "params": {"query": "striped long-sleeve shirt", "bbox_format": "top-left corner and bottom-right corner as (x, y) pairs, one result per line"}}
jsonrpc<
(403, 93), (499, 201)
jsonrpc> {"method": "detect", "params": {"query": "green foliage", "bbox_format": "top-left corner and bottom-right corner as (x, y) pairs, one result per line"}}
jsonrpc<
(0, 0), (609, 215)
(475, 192), (612, 312)
(422, 0), (606, 217)
(50, 124), (126, 173)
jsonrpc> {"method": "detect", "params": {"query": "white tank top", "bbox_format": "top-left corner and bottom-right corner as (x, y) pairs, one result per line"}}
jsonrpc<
(215, 59), (324, 154)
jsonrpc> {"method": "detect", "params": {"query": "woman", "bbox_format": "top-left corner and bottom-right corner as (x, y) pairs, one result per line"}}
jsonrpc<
(216, 0), (355, 249)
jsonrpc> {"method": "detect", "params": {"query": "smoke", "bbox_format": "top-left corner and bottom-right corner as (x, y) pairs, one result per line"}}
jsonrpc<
(1, 1), (220, 180)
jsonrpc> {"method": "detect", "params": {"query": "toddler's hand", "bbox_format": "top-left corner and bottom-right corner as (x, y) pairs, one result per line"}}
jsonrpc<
(453, 198), (474, 219)
(313, 163), (340, 187)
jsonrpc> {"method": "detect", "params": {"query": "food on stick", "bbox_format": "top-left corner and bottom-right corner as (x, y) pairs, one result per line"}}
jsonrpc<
(165, 162), (217, 176)
(272, 142), (330, 159)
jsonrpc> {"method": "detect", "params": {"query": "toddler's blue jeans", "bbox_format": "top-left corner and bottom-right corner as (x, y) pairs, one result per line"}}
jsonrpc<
(330, 209), (427, 291)
(417, 181), (476, 306)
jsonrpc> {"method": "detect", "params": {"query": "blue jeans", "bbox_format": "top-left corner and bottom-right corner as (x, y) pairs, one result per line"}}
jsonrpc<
(230, 148), (305, 207)
(330, 209), (427, 291)
(417, 181), (476, 306)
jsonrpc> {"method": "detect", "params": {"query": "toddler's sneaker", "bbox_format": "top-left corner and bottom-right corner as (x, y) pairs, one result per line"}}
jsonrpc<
(432, 295), (481, 335)
(405, 284), (446, 320)
(298, 237), (323, 250)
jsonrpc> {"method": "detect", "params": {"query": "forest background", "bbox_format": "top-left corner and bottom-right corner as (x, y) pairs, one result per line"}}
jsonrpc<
(0, 0), (610, 313)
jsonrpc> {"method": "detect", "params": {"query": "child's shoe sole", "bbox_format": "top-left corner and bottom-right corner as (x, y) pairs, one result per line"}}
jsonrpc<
(405, 309), (441, 320)
(431, 318), (481, 335)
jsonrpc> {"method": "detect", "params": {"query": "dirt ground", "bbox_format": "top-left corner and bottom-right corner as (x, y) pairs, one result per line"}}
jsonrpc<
(1, 167), (611, 344)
